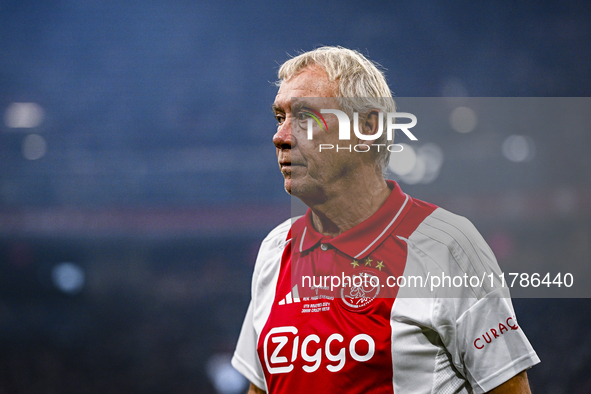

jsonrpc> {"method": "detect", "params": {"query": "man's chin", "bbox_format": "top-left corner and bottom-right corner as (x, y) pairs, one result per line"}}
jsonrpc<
(284, 179), (314, 199)
(284, 180), (302, 197)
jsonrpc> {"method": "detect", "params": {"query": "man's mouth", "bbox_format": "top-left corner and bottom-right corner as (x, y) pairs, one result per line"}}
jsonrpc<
(280, 163), (292, 174)
(280, 161), (304, 168)
(280, 161), (304, 175)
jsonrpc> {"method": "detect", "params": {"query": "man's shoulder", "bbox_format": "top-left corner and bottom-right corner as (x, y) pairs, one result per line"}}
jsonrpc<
(406, 203), (493, 262)
(401, 200), (489, 262)
(412, 206), (483, 243)
(251, 217), (300, 291)
(256, 216), (301, 261)
(403, 204), (502, 298)
(261, 216), (299, 244)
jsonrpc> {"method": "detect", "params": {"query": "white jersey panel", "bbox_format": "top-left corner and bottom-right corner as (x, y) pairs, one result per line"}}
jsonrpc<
(232, 301), (266, 389)
(232, 218), (292, 391)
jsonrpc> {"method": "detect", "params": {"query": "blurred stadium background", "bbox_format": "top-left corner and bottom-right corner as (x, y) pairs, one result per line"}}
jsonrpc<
(1, 0), (590, 392)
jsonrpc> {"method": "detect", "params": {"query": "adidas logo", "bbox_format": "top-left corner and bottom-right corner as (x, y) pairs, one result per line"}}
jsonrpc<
(278, 285), (300, 305)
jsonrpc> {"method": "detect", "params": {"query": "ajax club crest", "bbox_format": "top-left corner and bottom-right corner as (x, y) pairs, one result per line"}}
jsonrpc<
(341, 271), (380, 310)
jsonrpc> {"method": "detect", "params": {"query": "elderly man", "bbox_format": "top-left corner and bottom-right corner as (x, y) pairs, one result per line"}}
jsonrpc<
(232, 47), (539, 394)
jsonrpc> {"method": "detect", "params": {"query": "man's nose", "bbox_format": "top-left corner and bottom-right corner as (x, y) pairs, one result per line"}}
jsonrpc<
(273, 119), (293, 149)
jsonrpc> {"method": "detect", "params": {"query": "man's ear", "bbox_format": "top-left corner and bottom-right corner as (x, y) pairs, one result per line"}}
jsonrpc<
(357, 110), (381, 145)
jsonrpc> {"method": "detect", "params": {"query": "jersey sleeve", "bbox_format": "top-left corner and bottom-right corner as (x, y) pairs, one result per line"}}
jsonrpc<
(415, 208), (540, 393)
(231, 300), (266, 390)
(454, 288), (540, 393)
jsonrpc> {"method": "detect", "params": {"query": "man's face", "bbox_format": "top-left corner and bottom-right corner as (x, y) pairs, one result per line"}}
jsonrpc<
(272, 66), (357, 200)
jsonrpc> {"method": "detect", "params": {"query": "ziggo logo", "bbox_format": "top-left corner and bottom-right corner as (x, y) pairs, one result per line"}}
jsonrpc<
(263, 326), (375, 374)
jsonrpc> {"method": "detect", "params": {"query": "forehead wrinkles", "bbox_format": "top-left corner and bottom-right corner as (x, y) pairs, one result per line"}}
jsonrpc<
(275, 66), (338, 109)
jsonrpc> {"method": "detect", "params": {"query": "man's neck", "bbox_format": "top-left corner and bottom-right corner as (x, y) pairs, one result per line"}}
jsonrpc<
(305, 174), (391, 237)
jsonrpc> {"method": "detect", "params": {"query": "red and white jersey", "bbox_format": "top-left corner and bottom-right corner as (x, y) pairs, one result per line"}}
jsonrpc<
(232, 181), (539, 394)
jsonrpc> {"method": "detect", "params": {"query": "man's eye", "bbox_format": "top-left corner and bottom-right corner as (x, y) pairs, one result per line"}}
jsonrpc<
(297, 112), (311, 121)
(275, 115), (285, 124)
